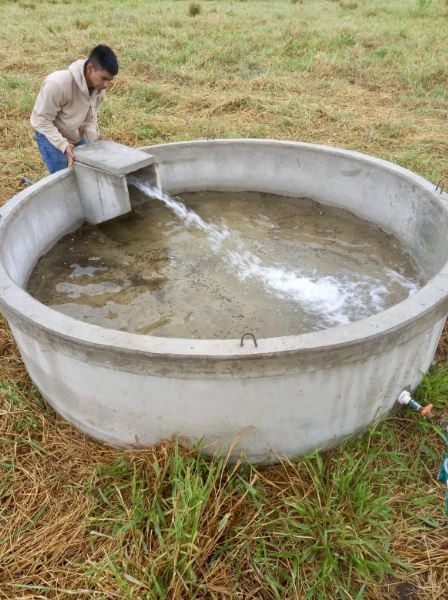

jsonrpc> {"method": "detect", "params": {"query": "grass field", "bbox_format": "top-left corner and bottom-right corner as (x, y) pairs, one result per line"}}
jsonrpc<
(1, 0), (448, 598)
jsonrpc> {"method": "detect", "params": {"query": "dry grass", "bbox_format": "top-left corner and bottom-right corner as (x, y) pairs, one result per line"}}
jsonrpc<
(1, 0), (448, 598)
(1, 321), (448, 598)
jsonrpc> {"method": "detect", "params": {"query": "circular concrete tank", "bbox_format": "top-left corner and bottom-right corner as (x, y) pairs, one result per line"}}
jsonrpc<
(1, 140), (448, 463)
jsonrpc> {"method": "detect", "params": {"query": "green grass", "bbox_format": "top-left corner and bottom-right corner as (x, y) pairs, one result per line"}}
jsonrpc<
(78, 422), (434, 598)
(417, 363), (448, 411)
(1, 0), (447, 198)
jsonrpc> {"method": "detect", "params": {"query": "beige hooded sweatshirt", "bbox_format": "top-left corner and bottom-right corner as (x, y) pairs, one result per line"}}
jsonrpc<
(30, 59), (105, 153)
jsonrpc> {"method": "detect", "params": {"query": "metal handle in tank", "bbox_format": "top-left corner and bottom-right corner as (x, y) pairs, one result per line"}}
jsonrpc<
(240, 332), (258, 347)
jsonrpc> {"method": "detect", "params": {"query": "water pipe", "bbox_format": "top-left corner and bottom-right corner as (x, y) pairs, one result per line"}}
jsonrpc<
(397, 389), (448, 526)
(397, 389), (433, 418)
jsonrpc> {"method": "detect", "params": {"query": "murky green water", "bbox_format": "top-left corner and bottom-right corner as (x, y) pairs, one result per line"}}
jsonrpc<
(27, 191), (422, 338)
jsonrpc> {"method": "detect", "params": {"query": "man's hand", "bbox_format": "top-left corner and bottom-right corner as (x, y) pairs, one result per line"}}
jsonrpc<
(65, 143), (75, 167)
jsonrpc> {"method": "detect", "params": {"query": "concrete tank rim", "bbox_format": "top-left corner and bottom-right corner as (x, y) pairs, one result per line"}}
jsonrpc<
(140, 138), (443, 194)
(1, 139), (448, 359)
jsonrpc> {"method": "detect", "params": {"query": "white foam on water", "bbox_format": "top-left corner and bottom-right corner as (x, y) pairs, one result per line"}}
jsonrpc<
(127, 177), (416, 327)
(226, 244), (390, 326)
(69, 263), (108, 278)
(384, 267), (420, 296)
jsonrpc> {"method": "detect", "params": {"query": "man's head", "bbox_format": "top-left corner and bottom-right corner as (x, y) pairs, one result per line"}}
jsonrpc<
(85, 45), (118, 91)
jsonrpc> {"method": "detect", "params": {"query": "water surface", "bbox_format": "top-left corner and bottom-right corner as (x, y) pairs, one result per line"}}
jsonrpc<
(27, 190), (422, 338)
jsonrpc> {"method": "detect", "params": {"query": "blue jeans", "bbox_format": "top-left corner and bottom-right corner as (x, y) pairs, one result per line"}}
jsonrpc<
(35, 132), (86, 174)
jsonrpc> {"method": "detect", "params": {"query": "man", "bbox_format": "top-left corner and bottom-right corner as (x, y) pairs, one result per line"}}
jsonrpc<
(30, 44), (118, 174)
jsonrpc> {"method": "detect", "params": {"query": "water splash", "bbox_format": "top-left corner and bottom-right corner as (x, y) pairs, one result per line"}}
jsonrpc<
(127, 177), (418, 327)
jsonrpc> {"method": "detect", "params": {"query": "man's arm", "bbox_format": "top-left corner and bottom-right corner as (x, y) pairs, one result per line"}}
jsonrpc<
(30, 79), (70, 153)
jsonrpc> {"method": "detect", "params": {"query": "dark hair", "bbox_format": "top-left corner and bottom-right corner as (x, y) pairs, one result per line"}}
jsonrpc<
(87, 45), (118, 76)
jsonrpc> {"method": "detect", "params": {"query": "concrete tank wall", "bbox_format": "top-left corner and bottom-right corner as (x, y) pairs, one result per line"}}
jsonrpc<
(1, 140), (448, 462)
(8, 315), (446, 461)
(1, 171), (84, 287)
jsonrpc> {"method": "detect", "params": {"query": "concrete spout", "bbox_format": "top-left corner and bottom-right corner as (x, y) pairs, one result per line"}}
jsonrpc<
(73, 140), (161, 224)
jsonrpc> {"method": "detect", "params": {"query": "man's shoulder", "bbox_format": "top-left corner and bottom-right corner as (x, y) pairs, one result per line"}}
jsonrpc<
(44, 68), (73, 88)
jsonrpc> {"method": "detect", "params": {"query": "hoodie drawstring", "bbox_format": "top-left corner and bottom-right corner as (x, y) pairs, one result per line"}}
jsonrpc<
(90, 97), (100, 137)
